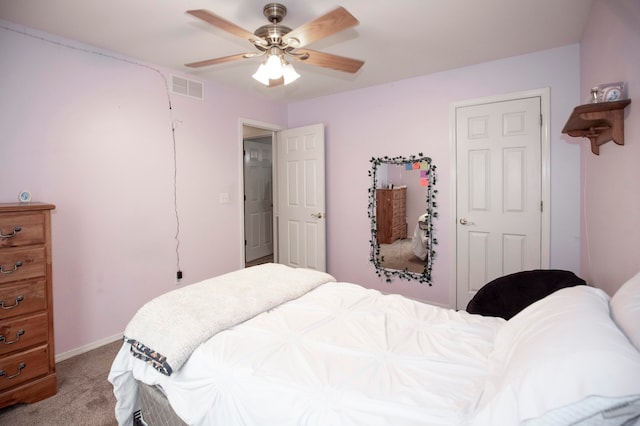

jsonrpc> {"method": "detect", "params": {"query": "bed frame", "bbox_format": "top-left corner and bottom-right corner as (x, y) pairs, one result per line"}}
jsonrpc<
(136, 382), (185, 426)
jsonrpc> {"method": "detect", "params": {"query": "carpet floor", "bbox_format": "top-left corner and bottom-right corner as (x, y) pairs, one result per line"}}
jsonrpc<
(0, 339), (122, 425)
(378, 238), (426, 273)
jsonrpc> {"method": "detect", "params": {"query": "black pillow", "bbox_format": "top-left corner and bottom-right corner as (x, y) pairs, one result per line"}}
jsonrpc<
(465, 269), (587, 320)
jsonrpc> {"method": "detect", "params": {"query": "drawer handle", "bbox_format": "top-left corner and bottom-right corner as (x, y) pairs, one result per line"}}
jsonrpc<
(0, 261), (23, 275)
(0, 362), (26, 380)
(0, 329), (25, 344)
(0, 226), (22, 239)
(0, 295), (24, 310)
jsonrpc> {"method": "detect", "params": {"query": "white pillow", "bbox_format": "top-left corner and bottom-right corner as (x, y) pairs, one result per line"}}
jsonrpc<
(472, 285), (640, 426)
(610, 271), (640, 351)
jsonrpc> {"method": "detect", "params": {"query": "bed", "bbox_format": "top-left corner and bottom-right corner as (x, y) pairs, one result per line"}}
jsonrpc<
(108, 264), (640, 425)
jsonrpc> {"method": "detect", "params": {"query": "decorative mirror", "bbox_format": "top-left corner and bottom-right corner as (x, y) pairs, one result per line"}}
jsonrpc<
(368, 154), (437, 284)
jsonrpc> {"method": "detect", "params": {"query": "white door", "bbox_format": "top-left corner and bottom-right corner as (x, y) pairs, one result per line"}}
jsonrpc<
(276, 124), (326, 272)
(455, 96), (543, 309)
(244, 138), (273, 262)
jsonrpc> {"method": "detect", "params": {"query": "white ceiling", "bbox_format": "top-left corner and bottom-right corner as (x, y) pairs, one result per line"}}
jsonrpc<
(0, 0), (593, 103)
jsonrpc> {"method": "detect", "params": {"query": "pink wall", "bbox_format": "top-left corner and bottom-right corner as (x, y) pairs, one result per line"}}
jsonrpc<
(288, 45), (583, 306)
(0, 23), (287, 354)
(578, 0), (640, 294)
(1, 19), (588, 355)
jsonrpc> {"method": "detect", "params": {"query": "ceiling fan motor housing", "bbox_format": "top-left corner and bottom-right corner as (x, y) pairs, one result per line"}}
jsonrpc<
(254, 24), (292, 46)
(254, 3), (292, 48)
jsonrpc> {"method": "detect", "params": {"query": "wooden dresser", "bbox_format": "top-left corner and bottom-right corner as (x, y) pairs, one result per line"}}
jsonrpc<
(376, 188), (407, 244)
(0, 202), (56, 408)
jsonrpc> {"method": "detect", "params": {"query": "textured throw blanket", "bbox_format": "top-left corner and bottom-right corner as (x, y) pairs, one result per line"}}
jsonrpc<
(123, 263), (336, 376)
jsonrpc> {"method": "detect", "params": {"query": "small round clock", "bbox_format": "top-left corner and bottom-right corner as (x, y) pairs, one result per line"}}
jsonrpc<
(19, 190), (32, 203)
(603, 87), (622, 102)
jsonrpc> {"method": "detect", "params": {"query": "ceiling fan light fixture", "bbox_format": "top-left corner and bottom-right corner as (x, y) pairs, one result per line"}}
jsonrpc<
(252, 64), (271, 85)
(264, 52), (284, 79)
(282, 62), (300, 85)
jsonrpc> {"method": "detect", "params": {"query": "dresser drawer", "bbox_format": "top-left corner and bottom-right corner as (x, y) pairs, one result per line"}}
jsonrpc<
(0, 248), (46, 285)
(392, 224), (407, 239)
(0, 279), (46, 321)
(391, 199), (403, 210)
(0, 213), (45, 249)
(391, 215), (405, 226)
(392, 189), (406, 200)
(0, 312), (48, 357)
(0, 345), (50, 393)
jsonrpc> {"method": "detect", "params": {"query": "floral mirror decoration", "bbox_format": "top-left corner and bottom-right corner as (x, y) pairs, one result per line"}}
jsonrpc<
(367, 153), (437, 284)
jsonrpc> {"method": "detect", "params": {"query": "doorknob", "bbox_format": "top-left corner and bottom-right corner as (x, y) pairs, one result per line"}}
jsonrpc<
(459, 218), (472, 225)
(311, 212), (324, 219)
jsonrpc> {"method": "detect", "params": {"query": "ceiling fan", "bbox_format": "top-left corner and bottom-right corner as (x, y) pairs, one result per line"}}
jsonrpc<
(185, 3), (364, 87)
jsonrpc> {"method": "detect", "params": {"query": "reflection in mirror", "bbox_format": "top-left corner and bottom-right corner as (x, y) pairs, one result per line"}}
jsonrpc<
(368, 154), (437, 284)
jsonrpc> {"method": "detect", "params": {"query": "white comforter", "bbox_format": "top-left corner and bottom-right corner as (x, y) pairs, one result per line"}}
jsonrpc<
(122, 263), (335, 375)
(110, 281), (505, 426)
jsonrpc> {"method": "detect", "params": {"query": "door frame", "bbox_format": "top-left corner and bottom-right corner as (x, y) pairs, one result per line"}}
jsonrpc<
(449, 88), (551, 309)
(238, 118), (283, 267)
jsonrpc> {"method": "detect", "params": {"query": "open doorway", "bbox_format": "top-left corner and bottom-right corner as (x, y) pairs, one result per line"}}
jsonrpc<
(240, 121), (327, 271)
(243, 125), (274, 267)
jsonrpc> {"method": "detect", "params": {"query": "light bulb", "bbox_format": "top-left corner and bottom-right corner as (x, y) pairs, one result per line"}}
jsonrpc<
(265, 54), (283, 80)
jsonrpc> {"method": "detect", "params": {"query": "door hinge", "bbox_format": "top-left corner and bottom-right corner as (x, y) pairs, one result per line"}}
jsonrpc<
(540, 200), (543, 212)
(539, 114), (543, 127)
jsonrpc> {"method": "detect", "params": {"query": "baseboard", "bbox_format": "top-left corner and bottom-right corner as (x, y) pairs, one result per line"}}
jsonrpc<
(55, 332), (123, 363)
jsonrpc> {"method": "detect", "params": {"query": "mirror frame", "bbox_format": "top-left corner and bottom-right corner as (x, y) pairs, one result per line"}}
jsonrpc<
(367, 153), (438, 284)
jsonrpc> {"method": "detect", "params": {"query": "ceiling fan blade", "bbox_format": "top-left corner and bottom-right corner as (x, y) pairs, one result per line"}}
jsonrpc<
(295, 49), (364, 74)
(185, 53), (252, 68)
(284, 7), (359, 48)
(186, 9), (266, 45)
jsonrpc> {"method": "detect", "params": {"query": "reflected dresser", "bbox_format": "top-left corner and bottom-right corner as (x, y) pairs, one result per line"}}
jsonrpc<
(376, 187), (407, 244)
(0, 202), (56, 408)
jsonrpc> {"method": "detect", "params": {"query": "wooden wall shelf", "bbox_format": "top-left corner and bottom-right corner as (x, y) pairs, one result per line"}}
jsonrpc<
(562, 99), (631, 155)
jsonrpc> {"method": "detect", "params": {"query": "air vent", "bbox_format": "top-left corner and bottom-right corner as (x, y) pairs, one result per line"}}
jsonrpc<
(171, 75), (204, 100)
